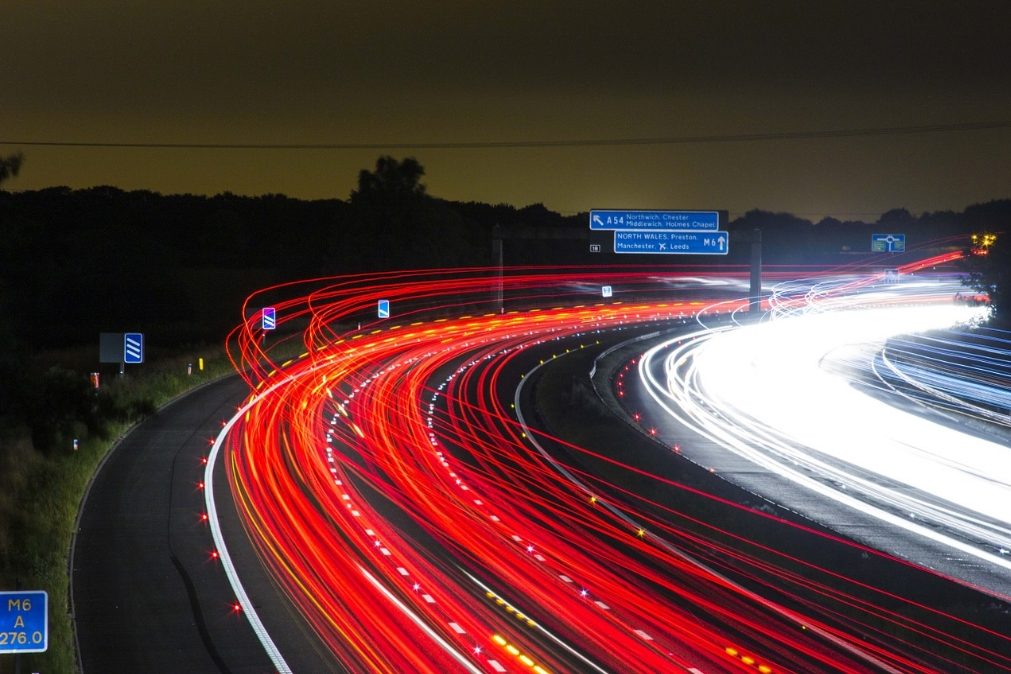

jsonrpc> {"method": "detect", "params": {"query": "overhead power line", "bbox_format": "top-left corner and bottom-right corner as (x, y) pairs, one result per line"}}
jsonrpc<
(1, 121), (1008, 151)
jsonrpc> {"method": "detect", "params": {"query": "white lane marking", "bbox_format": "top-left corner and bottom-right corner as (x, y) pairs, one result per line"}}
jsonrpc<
(359, 565), (483, 674)
(206, 392), (292, 673)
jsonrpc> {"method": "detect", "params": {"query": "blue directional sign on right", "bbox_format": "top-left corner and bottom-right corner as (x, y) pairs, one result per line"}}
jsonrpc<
(614, 230), (729, 255)
(871, 233), (906, 253)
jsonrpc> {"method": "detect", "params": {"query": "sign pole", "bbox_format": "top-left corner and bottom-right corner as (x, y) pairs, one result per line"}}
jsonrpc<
(750, 228), (762, 314)
(14, 579), (20, 674)
(491, 224), (504, 313)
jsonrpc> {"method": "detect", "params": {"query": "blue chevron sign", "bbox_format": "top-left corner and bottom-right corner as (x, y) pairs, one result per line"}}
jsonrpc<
(262, 306), (277, 330)
(124, 333), (144, 364)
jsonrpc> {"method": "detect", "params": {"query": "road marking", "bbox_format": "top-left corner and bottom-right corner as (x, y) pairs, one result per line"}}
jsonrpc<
(359, 566), (482, 674)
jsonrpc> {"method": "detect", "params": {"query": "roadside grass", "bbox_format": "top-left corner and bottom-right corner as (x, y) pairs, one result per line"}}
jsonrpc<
(0, 347), (235, 674)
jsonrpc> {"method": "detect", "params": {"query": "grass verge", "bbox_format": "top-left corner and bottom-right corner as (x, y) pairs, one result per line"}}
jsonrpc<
(0, 348), (235, 674)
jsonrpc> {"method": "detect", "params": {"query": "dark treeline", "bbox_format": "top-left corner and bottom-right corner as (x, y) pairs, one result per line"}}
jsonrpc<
(0, 155), (1008, 454)
(731, 203), (1009, 260)
(1, 157), (1008, 352)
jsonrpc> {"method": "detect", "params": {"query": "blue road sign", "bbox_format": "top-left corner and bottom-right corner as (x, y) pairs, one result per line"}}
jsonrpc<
(590, 210), (720, 231)
(262, 306), (276, 330)
(871, 233), (906, 253)
(0, 590), (48, 653)
(377, 299), (390, 319)
(601, 285), (613, 298)
(614, 230), (729, 255)
(123, 332), (144, 364)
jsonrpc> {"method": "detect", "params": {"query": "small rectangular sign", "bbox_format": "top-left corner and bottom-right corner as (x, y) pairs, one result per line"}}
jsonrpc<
(590, 210), (720, 231)
(377, 299), (390, 319)
(601, 285), (613, 298)
(871, 233), (906, 253)
(0, 590), (47, 653)
(123, 332), (144, 364)
(614, 230), (729, 255)
(99, 332), (123, 364)
(262, 307), (276, 330)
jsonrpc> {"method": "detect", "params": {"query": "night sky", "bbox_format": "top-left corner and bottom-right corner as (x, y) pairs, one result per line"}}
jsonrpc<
(3, 0), (1009, 219)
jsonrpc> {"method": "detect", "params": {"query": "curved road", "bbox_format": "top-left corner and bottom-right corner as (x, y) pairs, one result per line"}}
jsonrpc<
(72, 376), (333, 672)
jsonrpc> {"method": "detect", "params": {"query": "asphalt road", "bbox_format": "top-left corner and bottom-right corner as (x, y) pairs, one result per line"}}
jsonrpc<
(72, 376), (331, 673)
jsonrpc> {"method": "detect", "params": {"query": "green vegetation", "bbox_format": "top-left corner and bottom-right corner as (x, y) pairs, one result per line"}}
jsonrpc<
(0, 347), (234, 674)
(963, 231), (1009, 328)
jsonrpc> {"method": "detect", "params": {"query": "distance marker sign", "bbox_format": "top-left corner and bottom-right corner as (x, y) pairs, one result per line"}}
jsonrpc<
(0, 590), (47, 653)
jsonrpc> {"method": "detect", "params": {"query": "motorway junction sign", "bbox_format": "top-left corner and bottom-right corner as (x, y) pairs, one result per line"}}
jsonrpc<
(871, 233), (906, 253)
(614, 230), (729, 255)
(590, 210), (720, 231)
(0, 590), (47, 653)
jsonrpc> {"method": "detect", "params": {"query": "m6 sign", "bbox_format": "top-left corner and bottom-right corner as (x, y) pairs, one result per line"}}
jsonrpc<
(0, 590), (48, 653)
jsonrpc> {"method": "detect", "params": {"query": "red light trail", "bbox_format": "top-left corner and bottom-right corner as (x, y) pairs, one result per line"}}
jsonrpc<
(205, 263), (1009, 673)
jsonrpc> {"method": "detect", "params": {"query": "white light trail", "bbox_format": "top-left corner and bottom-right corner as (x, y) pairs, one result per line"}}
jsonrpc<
(640, 279), (1011, 574)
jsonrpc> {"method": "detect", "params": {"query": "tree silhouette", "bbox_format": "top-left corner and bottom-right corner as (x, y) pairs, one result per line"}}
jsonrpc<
(877, 208), (915, 227)
(0, 153), (24, 188)
(964, 233), (1009, 328)
(351, 156), (427, 203)
(347, 157), (431, 269)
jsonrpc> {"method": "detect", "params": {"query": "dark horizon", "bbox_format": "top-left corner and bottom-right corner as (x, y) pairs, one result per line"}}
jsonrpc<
(3, 1), (1009, 219)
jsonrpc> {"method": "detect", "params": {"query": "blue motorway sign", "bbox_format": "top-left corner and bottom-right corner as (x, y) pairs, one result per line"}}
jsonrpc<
(0, 590), (47, 653)
(123, 332), (144, 364)
(590, 210), (720, 231)
(614, 230), (729, 255)
(871, 233), (906, 253)
(377, 299), (390, 319)
(262, 306), (276, 330)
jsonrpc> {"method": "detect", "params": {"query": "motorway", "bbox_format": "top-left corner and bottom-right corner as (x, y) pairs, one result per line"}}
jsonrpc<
(74, 263), (1011, 673)
(627, 273), (1011, 594)
(72, 376), (335, 672)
